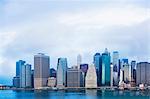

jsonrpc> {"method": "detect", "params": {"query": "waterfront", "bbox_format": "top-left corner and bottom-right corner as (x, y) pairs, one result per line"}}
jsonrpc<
(0, 89), (150, 99)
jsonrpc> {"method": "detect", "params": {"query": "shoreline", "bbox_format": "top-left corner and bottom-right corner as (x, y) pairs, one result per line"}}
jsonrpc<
(1, 86), (150, 91)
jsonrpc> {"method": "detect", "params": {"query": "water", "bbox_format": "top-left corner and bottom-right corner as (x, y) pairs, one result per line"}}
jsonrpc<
(0, 89), (150, 99)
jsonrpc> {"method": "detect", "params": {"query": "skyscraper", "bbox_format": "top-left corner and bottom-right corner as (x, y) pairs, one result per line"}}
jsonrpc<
(13, 60), (32, 88)
(34, 53), (50, 89)
(136, 62), (150, 86)
(102, 48), (111, 86)
(77, 54), (82, 69)
(56, 58), (68, 88)
(110, 64), (113, 87)
(131, 61), (136, 82)
(85, 64), (97, 88)
(20, 64), (32, 88)
(93, 53), (102, 86)
(80, 64), (88, 87)
(16, 60), (25, 77)
(112, 51), (119, 86)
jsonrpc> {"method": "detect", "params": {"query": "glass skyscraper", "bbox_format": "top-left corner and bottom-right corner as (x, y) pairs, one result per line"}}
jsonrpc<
(102, 48), (111, 86)
(112, 51), (119, 86)
(93, 53), (102, 86)
(57, 58), (68, 88)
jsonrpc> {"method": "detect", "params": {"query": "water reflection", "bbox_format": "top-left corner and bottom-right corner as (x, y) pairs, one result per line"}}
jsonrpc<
(1, 89), (150, 99)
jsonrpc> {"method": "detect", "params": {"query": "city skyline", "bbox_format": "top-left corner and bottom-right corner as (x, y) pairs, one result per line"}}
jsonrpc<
(0, 0), (149, 85)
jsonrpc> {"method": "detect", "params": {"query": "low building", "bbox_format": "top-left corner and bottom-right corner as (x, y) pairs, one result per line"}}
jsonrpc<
(67, 68), (81, 87)
(48, 77), (56, 87)
(13, 76), (20, 88)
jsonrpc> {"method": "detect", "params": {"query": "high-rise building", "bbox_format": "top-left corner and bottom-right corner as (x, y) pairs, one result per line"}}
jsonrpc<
(13, 60), (32, 88)
(102, 48), (111, 86)
(34, 53), (50, 89)
(93, 53), (102, 86)
(80, 64), (88, 87)
(131, 61), (136, 82)
(16, 60), (25, 77)
(20, 64), (32, 88)
(121, 59), (130, 83)
(31, 70), (34, 88)
(77, 54), (82, 69)
(136, 62), (150, 86)
(56, 58), (67, 88)
(110, 64), (113, 87)
(112, 51), (119, 86)
(122, 64), (131, 83)
(85, 64), (97, 88)
(67, 68), (81, 87)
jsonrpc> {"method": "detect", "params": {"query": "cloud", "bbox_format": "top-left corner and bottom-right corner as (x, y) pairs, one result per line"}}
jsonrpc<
(0, 0), (149, 85)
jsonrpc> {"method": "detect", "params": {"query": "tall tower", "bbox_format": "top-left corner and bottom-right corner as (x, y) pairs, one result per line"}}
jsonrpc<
(34, 53), (50, 89)
(102, 48), (111, 86)
(77, 54), (82, 69)
(21, 64), (32, 88)
(110, 64), (113, 87)
(93, 53), (102, 86)
(56, 58), (68, 88)
(112, 51), (119, 86)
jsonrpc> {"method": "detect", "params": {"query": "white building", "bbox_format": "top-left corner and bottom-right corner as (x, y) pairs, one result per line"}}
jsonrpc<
(85, 64), (97, 88)
(48, 77), (56, 87)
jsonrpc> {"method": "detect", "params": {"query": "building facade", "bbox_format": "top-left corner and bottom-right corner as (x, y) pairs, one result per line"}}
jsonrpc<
(93, 53), (102, 86)
(34, 53), (50, 89)
(80, 64), (88, 87)
(56, 58), (67, 88)
(102, 48), (111, 86)
(112, 51), (119, 86)
(136, 62), (150, 86)
(85, 64), (97, 88)
(67, 68), (81, 87)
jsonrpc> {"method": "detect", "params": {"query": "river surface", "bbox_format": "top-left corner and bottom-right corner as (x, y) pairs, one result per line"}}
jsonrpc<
(0, 89), (150, 99)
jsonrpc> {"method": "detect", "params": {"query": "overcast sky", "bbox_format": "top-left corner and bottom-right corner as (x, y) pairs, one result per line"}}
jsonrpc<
(0, 0), (150, 85)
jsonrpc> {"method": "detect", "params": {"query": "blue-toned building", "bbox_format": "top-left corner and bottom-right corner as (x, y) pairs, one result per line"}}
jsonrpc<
(112, 51), (119, 86)
(102, 48), (111, 86)
(16, 60), (25, 77)
(50, 68), (57, 78)
(93, 53), (102, 86)
(56, 58), (68, 88)
(13, 60), (32, 88)
(20, 64), (32, 88)
(80, 64), (88, 87)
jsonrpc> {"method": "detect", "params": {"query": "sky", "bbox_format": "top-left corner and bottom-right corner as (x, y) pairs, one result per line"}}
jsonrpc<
(0, 0), (150, 85)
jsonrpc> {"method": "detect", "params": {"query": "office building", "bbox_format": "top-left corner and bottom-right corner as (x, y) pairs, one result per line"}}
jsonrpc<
(85, 64), (97, 88)
(56, 58), (67, 88)
(93, 53), (102, 86)
(67, 68), (81, 87)
(80, 64), (88, 87)
(131, 61), (136, 82)
(102, 48), (111, 86)
(34, 53), (50, 89)
(13, 76), (20, 88)
(48, 77), (56, 87)
(50, 68), (57, 78)
(112, 51), (119, 86)
(136, 62), (150, 86)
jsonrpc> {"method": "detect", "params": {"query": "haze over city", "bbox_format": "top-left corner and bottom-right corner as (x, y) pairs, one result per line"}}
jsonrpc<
(0, 0), (149, 85)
